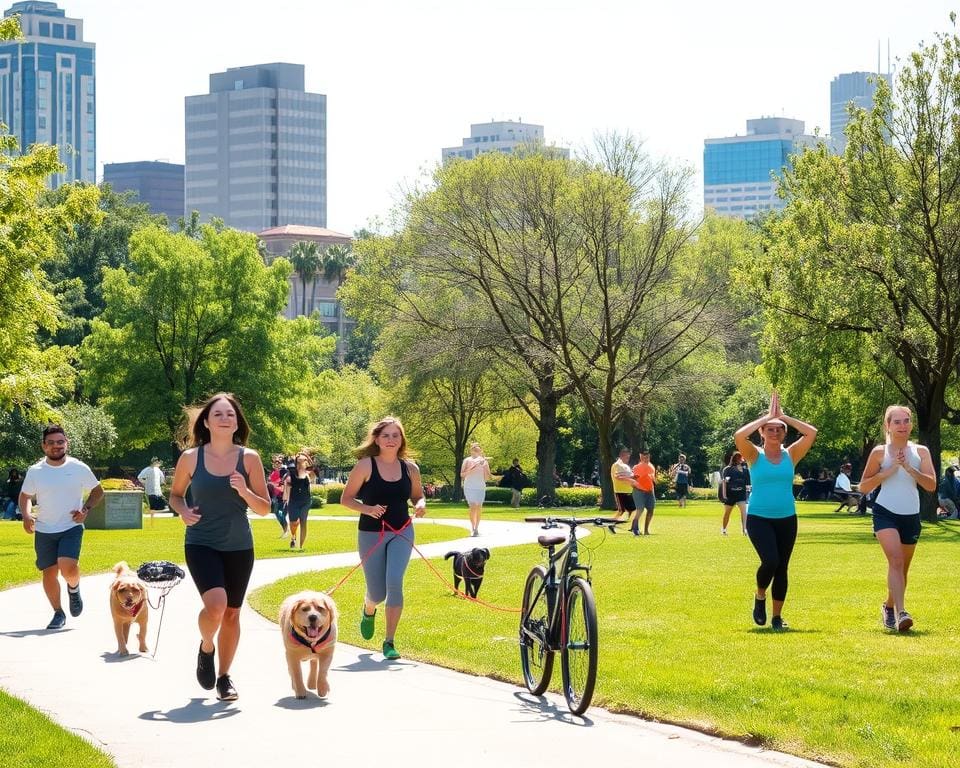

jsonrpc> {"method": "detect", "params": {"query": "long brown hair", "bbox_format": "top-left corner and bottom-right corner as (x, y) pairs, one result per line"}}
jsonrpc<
(354, 416), (410, 459)
(180, 392), (251, 448)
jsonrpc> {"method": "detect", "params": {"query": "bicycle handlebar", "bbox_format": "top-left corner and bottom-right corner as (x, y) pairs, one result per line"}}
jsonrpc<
(524, 516), (626, 527)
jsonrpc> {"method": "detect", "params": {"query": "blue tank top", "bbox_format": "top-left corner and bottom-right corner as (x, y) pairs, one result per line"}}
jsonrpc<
(185, 445), (254, 551)
(747, 448), (796, 519)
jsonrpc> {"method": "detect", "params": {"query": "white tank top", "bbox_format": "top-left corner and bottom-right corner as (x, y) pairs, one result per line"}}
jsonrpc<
(875, 443), (921, 516)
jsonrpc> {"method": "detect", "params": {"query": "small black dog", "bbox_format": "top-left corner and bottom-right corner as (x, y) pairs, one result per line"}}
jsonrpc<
(444, 548), (491, 598)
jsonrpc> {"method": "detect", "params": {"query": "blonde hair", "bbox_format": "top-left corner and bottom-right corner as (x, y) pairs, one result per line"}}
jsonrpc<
(354, 416), (410, 459)
(883, 405), (913, 444)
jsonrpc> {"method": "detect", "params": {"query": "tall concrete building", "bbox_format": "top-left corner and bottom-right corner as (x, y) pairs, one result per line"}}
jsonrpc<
(442, 119), (569, 162)
(703, 117), (824, 220)
(830, 71), (892, 147)
(0, 1), (95, 185)
(184, 63), (326, 232)
(103, 161), (184, 224)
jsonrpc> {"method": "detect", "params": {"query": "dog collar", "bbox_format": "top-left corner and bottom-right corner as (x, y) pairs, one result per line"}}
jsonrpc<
(126, 600), (144, 617)
(289, 624), (333, 653)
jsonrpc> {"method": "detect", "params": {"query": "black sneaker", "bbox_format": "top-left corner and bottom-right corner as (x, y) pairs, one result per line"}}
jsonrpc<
(753, 596), (767, 626)
(68, 587), (83, 617)
(196, 643), (216, 690)
(771, 616), (789, 630)
(216, 674), (238, 701)
(46, 609), (66, 630)
(881, 604), (896, 631)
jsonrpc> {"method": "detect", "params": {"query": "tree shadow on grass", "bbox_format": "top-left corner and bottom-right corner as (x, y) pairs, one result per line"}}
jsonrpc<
(140, 698), (239, 723)
(510, 690), (595, 726)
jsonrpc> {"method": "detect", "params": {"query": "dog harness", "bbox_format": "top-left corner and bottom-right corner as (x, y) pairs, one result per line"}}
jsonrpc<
(123, 600), (144, 618)
(289, 624), (334, 653)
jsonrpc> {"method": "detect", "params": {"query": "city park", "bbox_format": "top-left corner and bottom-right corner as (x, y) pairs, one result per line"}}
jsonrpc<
(2, 14), (960, 768)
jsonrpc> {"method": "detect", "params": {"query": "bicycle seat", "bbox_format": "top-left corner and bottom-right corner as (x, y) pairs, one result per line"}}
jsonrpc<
(537, 534), (566, 548)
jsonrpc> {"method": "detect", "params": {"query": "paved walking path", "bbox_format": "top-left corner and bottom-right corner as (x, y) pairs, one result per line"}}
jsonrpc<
(0, 517), (824, 768)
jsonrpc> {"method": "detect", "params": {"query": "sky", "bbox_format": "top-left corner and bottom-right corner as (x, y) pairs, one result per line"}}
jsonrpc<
(48, 0), (960, 233)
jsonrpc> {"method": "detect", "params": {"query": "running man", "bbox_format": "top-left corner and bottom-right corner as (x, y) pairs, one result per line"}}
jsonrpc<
(19, 425), (103, 630)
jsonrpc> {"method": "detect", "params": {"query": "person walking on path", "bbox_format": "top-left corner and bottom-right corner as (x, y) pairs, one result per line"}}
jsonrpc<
(283, 452), (316, 550)
(168, 392), (271, 702)
(734, 392), (816, 631)
(502, 458), (527, 508)
(720, 451), (749, 536)
(267, 455), (288, 536)
(460, 443), (491, 536)
(670, 454), (692, 508)
(18, 425), (103, 630)
(631, 450), (656, 536)
(340, 416), (427, 660)
(611, 448), (637, 523)
(137, 457), (167, 512)
(857, 405), (936, 632)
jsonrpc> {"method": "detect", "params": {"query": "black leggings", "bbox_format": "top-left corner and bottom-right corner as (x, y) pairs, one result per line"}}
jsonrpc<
(746, 515), (797, 602)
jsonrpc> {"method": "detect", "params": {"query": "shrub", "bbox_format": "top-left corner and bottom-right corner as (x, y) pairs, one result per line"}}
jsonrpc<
(309, 486), (326, 509)
(481, 487), (512, 504)
(325, 483), (344, 505)
(100, 478), (140, 491)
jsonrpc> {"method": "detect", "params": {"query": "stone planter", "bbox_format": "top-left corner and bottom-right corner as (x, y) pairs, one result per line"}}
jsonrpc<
(86, 490), (144, 530)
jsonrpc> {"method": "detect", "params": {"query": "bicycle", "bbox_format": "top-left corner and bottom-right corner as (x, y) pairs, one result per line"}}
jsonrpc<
(518, 515), (624, 714)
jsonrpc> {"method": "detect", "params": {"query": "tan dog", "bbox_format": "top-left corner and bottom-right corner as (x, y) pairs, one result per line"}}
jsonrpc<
(279, 590), (337, 699)
(109, 561), (149, 655)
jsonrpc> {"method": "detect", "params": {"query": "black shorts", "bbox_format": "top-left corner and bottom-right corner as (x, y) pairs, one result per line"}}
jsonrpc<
(723, 490), (746, 505)
(35, 525), (83, 570)
(287, 498), (311, 524)
(614, 492), (636, 513)
(184, 545), (255, 608)
(872, 504), (921, 545)
(676, 482), (689, 498)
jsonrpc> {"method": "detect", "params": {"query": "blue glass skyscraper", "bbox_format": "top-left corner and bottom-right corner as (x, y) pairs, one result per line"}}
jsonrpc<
(0, 2), (95, 185)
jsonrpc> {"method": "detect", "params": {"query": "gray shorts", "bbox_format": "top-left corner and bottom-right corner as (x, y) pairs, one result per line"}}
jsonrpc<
(35, 525), (83, 570)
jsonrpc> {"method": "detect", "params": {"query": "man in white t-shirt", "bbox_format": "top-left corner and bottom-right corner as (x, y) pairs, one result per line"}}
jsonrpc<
(19, 425), (103, 630)
(137, 457), (166, 511)
(834, 462), (864, 513)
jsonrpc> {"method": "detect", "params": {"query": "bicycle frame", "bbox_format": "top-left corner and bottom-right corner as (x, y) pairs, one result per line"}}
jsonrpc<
(520, 524), (592, 652)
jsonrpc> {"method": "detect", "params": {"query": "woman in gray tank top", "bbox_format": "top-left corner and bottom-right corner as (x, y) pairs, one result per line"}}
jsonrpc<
(859, 405), (936, 633)
(169, 392), (271, 701)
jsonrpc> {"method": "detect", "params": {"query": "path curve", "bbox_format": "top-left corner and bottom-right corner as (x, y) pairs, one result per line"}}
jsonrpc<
(0, 517), (825, 768)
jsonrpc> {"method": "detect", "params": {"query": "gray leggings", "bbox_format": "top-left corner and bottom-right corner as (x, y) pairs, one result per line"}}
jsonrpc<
(358, 526), (414, 607)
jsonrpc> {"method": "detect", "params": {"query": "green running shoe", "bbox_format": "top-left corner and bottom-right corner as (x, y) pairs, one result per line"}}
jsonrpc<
(360, 608), (376, 640)
(382, 640), (401, 660)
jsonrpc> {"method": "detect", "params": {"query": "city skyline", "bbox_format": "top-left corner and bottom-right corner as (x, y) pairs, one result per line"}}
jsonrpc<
(10, 0), (957, 233)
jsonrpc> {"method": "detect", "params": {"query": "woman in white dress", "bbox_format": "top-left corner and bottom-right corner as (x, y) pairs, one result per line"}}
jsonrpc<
(460, 443), (491, 537)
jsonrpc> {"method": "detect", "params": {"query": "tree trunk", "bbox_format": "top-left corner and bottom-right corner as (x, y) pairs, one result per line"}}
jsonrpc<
(917, 413), (942, 523)
(534, 379), (560, 504)
(597, 426), (616, 510)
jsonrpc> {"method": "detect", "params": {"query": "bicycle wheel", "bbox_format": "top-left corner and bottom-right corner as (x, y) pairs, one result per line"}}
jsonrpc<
(561, 576), (598, 714)
(519, 565), (554, 695)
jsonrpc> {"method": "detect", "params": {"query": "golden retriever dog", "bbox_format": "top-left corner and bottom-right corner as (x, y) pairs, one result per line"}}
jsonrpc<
(279, 590), (338, 699)
(109, 561), (149, 655)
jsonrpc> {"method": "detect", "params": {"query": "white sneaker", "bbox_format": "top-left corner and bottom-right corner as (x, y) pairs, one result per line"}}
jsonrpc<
(721, 528), (728, 536)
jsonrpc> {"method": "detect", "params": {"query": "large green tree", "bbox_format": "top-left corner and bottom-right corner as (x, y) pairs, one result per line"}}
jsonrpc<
(41, 184), (166, 347)
(0, 15), (101, 416)
(81, 225), (334, 457)
(750, 22), (960, 516)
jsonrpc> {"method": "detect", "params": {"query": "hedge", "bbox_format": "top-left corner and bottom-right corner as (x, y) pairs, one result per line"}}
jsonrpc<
(324, 483), (345, 505)
(309, 486), (326, 509)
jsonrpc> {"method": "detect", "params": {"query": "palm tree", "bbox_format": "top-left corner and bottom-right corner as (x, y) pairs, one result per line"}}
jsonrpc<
(288, 241), (322, 316)
(321, 243), (356, 363)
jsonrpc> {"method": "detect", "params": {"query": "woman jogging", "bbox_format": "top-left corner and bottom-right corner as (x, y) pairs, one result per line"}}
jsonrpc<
(340, 416), (427, 660)
(720, 451), (749, 536)
(734, 391), (816, 630)
(283, 452), (316, 550)
(858, 405), (936, 632)
(169, 392), (271, 701)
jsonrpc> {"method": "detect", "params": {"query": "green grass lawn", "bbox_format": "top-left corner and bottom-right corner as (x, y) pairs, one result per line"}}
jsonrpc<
(250, 500), (960, 768)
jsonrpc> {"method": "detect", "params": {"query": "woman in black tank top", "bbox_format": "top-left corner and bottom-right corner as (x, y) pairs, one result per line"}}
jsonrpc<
(341, 417), (427, 660)
(284, 453), (316, 550)
(168, 393), (271, 701)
